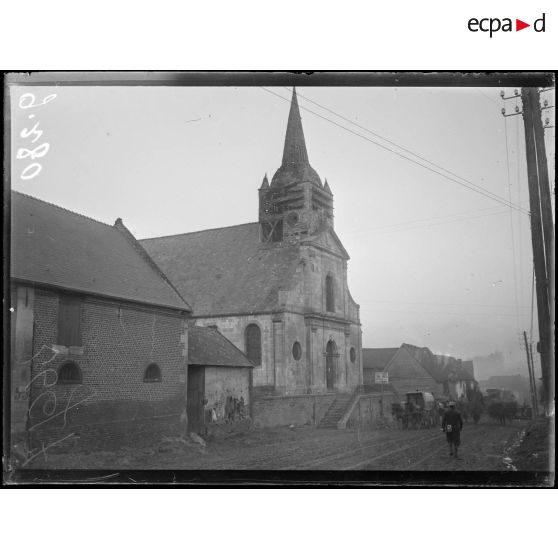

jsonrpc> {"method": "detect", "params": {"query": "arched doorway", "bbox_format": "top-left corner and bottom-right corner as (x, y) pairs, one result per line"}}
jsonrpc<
(326, 340), (337, 390)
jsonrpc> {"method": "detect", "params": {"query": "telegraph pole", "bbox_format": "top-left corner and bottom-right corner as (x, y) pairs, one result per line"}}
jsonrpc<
(529, 87), (555, 414)
(520, 87), (553, 411)
(523, 330), (538, 416)
(528, 340), (540, 416)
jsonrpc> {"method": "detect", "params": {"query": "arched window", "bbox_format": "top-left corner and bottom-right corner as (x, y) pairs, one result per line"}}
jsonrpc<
(57, 361), (82, 385)
(350, 347), (356, 363)
(325, 274), (335, 312)
(292, 341), (302, 361)
(143, 363), (162, 383)
(245, 324), (262, 366)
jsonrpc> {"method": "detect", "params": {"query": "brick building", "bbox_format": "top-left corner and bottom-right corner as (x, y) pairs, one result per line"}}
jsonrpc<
(10, 192), (191, 450)
(142, 88), (363, 426)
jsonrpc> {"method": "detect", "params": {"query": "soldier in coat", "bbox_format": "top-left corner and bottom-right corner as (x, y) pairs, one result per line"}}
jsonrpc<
(442, 400), (464, 458)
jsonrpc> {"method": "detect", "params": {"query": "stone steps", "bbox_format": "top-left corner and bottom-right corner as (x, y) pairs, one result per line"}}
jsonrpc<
(319, 395), (352, 428)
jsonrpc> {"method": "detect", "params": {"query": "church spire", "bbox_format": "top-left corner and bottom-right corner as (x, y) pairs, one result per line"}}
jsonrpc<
(281, 87), (309, 166)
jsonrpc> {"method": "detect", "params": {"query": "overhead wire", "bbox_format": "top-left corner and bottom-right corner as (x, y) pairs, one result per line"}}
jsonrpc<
(268, 86), (530, 215)
(346, 205), (501, 233)
(346, 207), (509, 238)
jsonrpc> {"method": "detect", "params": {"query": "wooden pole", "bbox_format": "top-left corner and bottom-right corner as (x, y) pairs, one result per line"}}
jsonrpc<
(528, 341), (540, 417)
(521, 87), (552, 411)
(523, 331), (537, 416)
(529, 87), (555, 412)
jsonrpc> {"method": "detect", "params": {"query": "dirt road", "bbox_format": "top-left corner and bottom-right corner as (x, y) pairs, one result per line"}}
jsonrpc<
(34, 418), (528, 471)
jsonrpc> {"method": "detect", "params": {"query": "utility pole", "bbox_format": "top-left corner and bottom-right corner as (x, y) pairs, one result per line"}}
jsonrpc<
(528, 339), (540, 416)
(529, 87), (555, 413)
(523, 330), (538, 416)
(520, 87), (553, 412)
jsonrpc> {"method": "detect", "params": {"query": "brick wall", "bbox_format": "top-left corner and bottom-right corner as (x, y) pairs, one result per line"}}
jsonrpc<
(25, 288), (188, 448)
(252, 393), (337, 428)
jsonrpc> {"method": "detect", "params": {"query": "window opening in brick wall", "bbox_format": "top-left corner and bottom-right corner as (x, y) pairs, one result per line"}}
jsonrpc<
(58, 295), (82, 346)
(144, 363), (162, 383)
(350, 347), (356, 363)
(57, 361), (82, 384)
(325, 274), (335, 312)
(245, 324), (262, 366)
(292, 341), (302, 361)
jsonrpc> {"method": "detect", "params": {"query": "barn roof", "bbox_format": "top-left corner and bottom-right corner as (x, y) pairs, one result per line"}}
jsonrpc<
(141, 223), (301, 316)
(188, 326), (254, 368)
(362, 348), (399, 370)
(10, 191), (190, 311)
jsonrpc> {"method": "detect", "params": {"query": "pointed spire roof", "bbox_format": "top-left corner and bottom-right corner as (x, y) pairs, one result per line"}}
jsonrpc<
(324, 178), (332, 194)
(282, 87), (309, 166)
(270, 87), (322, 189)
(260, 173), (269, 189)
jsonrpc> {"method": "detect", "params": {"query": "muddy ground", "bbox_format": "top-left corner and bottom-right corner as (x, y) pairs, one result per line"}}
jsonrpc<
(18, 416), (548, 473)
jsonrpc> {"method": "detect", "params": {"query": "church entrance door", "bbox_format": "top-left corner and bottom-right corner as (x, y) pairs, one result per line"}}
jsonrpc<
(326, 340), (337, 390)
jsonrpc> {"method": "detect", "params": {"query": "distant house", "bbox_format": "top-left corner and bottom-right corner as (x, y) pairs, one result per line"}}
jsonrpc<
(454, 360), (477, 399)
(10, 192), (192, 450)
(480, 374), (533, 405)
(363, 345), (442, 399)
(187, 326), (254, 435)
(363, 343), (477, 402)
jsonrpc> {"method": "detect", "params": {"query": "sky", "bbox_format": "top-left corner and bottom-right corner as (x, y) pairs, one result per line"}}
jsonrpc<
(9, 82), (555, 378)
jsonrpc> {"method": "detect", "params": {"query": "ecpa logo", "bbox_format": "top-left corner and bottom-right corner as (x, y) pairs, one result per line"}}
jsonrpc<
(468, 13), (546, 37)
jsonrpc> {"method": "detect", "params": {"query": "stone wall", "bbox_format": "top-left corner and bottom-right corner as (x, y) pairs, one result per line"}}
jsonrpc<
(195, 314), (275, 387)
(252, 393), (337, 428)
(194, 232), (363, 396)
(346, 393), (396, 428)
(204, 365), (251, 422)
(15, 286), (188, 449)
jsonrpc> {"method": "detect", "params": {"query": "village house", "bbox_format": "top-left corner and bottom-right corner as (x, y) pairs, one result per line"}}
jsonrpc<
(363, 343), (477, 402)
(10, 191), (193, 450)
(142, 88), (363, 427)
(363, 345), (442, 399)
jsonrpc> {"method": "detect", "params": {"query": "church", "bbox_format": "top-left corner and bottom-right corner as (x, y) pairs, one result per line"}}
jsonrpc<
(142, 89), (363, 423)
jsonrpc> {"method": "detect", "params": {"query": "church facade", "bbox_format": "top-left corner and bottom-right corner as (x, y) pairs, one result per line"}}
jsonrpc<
(142, 89), (363, 400)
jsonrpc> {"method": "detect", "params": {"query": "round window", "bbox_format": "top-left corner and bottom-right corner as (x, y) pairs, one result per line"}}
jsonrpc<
(292, 341), (302, 361)
(350, 347), (356, 363)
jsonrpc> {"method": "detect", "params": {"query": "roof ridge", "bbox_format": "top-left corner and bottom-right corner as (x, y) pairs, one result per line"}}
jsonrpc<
(12, 190), (115, 229)
(114, 218), (192, 312)
(140, 221), (259, 241)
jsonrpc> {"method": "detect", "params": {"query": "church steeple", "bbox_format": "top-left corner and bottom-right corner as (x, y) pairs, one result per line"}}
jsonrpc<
(259, 87), (334, 244)
(282, 87), (309, 166)
(270, 87), (322, 189)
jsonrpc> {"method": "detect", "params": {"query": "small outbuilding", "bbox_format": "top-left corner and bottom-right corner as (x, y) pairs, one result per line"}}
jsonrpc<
(187, 326), (254, 435)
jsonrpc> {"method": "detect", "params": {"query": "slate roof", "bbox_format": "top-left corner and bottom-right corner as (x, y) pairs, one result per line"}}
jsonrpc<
(401, 344), (448, 382)
(141, 223), (301, 316)
(362, 348), (399, 370)
(188, 326), (254, 367)
(11, 191), (190, 311)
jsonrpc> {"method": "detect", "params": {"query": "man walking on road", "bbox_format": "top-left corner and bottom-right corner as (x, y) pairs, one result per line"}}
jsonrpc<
(442, 401), (463, 458)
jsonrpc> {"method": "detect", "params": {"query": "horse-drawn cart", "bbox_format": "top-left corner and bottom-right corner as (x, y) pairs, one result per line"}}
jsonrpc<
(394, 391), (438, 429)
